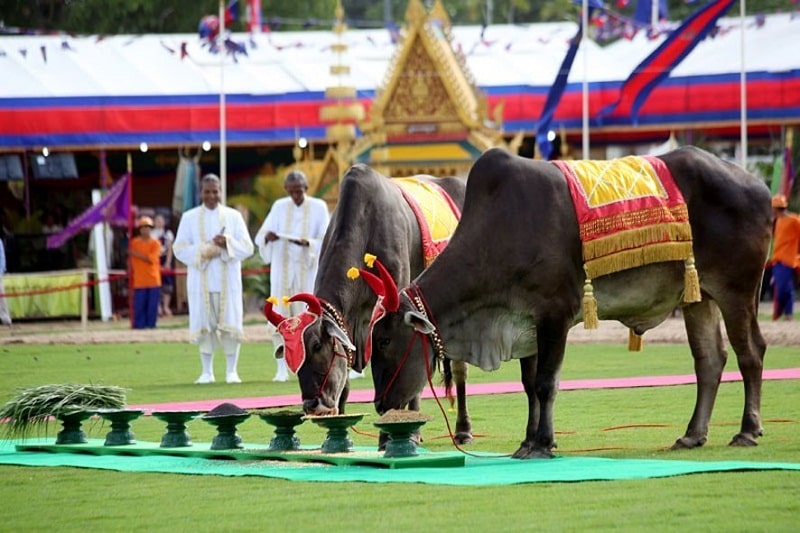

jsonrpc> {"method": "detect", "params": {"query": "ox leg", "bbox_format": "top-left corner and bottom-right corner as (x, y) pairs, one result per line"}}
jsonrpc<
(338, 381), (350, 415)
(512, 354), (540, 459)
(407, 394), (423, 446)
(452, 361), (473, 445)
(514, 320), (567, 459)
(718, 296), (766, 446)
(673, 300), (727, 449)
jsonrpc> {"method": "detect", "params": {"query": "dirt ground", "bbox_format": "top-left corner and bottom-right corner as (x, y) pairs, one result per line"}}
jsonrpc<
(1, 304), (798, 347)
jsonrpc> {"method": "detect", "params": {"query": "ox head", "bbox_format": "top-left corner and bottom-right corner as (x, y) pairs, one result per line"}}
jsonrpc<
(263, 294), (354, 416)
(349, 254), (435, 415)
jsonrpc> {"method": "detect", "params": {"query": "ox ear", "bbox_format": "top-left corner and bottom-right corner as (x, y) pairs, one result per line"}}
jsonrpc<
(322, 315), (355, 352)
(404, 310), (435, 334)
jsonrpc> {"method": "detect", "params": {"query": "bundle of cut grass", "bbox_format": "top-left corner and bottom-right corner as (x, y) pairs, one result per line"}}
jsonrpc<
(0, 383), (128, 439)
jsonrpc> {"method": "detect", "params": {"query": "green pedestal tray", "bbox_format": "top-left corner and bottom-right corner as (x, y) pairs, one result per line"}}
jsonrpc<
(305, 413), (367, 454)
(95, 409), (144, 446)
(373, 419), (429, 458)
(202, 412), (251, 450)
(55, 410), (94, 445)
(152, 411), (204, 448)
(15, 439), (467, 468)
(255, 410), (306, 451)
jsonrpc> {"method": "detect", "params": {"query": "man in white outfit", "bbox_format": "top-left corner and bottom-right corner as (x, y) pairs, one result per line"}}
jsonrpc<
(255, 170), (329, 381)
(173, 174), (254, 384)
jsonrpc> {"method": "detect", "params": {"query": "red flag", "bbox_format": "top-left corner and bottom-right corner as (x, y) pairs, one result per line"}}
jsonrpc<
(225, 0), (239, 26)
(247, 0), (262, 33)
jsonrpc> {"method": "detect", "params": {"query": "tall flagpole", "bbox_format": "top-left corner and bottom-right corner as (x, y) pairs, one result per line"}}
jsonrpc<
(651, 0), (658, 30)
(581, 0), (589, 159)
(739, 0), (747, 167)
(219, 0), (227, 203)
(126, 152), (134, 329)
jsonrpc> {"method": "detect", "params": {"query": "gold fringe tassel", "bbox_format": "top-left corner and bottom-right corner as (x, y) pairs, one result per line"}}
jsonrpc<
(584, 242), (694, 280)
(582, 267), (599, 330)
(683, 256), (702, 303)
(582, 222), (693, 262)
(628, 329), (643, 352)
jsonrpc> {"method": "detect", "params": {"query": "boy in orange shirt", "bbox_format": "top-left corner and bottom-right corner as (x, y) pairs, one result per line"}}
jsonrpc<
(129, 216), (162, 329)
(770, 194), (800, 321)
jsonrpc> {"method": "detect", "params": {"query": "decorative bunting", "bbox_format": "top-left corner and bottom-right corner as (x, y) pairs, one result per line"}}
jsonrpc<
(597, 0), (736, 124)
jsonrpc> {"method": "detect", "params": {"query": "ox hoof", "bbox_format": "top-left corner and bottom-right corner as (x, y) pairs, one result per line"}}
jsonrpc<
(511, 442), (555, 459)
(670, 435), (707, 450)
(453, 432), (473, 446)
(729, 433), (759, 447)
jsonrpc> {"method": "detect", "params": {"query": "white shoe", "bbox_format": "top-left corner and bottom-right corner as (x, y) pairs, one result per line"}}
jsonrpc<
(272, 373), (289, 382)
(349, 370), (365, 379)
(194, 373), (215, 384)
(226, 373), (242, 384)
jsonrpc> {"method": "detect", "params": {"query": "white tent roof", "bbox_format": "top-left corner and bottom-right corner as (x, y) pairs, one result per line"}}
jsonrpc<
(1, 13), (797, 99)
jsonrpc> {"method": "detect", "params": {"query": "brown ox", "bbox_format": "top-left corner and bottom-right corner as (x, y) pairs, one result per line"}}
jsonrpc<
(364, 146), (771, 458)
(264, 164), (472, 446)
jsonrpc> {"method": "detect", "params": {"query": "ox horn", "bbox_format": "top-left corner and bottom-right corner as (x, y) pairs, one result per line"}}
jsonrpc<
(347, 254), (399, 312)
(288, 292), (323, 316)
(372, 258), (399, 312)
(263, 296), (286, 326)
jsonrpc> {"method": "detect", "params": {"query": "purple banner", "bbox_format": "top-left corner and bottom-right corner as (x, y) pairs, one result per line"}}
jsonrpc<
(46, 172), (130, 249)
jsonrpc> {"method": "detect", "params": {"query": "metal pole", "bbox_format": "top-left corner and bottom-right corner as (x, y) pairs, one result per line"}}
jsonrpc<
(219, 0), (227, 204)
(126, 152), (134, 329)
(651, 0), (658, 30)
(739, 0), (747, 167)
(581, 0), (589, 159)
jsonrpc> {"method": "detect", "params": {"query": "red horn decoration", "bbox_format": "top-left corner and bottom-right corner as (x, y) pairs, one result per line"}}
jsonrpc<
(373, 259), (399, 312)
(288, 292), (322, 316)
(263, 299), (286, 326)
(358, 269), (386, 298)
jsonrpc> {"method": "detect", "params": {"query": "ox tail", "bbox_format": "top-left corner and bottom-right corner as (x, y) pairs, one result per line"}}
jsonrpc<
(442, 358), (456, 409)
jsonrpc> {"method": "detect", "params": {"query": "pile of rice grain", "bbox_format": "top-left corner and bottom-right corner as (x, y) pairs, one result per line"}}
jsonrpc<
(377, 409), (433, 423)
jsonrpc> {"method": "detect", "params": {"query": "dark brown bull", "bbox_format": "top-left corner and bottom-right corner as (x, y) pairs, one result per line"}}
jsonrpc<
(265, 163), (473, 445)
(366, 146), (772, 458)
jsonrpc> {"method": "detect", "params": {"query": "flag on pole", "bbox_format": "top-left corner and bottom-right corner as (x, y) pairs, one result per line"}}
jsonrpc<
(597, 0), (735, 124)
(47, 173), (130, 249)
(633, 0), (669, 25)
(225, 0), (239, 26)
(535, 0), (605, 160)
(781, 128), (794, 198)
(99, 148), (111, 189)
(246, 0), (262, 33)
(535, 23), (583, 160)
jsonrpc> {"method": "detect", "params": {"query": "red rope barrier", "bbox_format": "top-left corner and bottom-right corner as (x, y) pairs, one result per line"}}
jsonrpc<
(0, 273), (128, 298)
(0, 267), (271, 299)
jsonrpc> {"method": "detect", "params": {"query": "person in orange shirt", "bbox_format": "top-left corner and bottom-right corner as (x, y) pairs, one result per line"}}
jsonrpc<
(129, 216), (162, 329)
(770, 194), (800, 321)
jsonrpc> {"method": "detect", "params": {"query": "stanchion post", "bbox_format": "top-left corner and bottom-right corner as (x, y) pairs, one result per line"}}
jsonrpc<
(81, 269), (88, 329)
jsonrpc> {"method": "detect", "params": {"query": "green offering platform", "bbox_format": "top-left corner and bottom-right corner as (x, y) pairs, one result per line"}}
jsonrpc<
(15, 439), (465, 469)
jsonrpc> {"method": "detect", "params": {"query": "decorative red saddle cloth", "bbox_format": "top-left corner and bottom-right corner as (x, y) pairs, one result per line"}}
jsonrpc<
(552, 155), (694, 280)
(393, 178), (462, 267)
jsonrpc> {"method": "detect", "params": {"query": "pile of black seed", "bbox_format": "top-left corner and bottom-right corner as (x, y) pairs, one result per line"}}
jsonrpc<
(206, 402), (247, 416)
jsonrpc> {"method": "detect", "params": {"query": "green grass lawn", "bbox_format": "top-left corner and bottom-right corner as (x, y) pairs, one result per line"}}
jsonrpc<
(0, 341), (798, 532)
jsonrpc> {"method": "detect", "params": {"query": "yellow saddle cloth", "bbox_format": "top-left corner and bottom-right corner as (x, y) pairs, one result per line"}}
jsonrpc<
(553, 155), (694, 279)
(394, 178), (462, 267)
(553, 155), (701, 331)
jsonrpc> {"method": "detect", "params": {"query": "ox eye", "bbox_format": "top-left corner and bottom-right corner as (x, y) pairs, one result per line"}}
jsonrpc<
(312, 341), (323, 352)
(378, 338), (391, 350)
